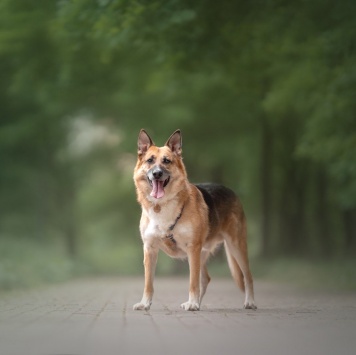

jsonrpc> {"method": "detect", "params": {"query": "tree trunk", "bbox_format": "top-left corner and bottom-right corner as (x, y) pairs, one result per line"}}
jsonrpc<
(278, 164), (306, 256)
(315, 168), (332, 257)
(260, 118), (272, 257)
(343, 208), (356, 255)
(276, 123), (308, 256)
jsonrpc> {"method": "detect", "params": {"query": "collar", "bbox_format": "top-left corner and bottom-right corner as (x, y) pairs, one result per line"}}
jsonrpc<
(166, 204), (185, 244)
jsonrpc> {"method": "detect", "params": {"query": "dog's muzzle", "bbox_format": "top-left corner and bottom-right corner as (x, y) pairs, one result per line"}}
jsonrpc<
(147, 167), (170, 199)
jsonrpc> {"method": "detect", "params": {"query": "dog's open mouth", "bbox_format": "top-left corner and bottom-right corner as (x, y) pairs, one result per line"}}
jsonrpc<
(149, 176), (170, 199)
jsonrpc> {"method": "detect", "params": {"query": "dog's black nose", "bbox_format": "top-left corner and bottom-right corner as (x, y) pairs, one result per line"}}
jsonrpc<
(152, 169), (163, 179)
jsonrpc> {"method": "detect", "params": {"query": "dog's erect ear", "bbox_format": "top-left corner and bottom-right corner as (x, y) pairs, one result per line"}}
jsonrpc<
(138, 129), (153, 155)
(165, 129), (182, 156)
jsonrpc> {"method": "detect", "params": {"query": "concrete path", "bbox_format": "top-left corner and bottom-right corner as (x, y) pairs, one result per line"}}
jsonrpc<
(0, 277), (355, 355)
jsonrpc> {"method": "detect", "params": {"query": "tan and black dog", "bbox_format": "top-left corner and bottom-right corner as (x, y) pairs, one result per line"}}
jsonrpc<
(133, 129), (256, 311)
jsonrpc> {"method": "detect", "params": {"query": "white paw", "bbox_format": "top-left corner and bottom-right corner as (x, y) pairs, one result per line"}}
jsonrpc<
(133, 301), (151, 311)
(181, 301), (200, 311)
(244, 301), (257, 310)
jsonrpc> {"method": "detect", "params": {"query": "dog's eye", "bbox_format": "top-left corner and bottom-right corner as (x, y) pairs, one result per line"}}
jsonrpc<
(146, 157), (154, 164)
(162, 157), (171, 164)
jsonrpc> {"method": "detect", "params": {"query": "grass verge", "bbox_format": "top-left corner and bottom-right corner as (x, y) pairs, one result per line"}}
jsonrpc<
(1, 237), (355, 292)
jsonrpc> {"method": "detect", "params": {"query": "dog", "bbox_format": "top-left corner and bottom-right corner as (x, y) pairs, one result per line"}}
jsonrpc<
(133, 129), (256, 311)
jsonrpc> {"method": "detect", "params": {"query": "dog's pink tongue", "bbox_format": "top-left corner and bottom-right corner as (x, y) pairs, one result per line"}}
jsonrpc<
(151, 180), (165, 199)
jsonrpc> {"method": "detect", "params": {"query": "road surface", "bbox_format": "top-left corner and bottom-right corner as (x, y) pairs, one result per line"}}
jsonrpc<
(0, 277), (355, 355)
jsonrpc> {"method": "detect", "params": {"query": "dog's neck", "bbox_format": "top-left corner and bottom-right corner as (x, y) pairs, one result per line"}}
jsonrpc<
(140, 182), (191, 214)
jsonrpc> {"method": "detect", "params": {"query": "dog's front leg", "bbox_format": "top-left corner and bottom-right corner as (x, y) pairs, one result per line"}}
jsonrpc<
(181, 244), (201, 311)
(133, 244), (158, 311)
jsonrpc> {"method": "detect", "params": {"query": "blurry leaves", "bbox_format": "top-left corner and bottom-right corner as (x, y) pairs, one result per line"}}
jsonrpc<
(1, 0), (356, 280)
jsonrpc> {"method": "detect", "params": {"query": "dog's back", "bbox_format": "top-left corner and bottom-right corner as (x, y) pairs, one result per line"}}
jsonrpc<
(194, 183), (245, 238)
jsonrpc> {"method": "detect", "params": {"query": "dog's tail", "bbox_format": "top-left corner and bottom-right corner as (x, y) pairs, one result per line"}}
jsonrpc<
(224, 241), (245, 292)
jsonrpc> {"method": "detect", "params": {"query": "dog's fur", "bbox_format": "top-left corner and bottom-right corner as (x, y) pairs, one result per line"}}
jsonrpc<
(133, 129), (256, 311)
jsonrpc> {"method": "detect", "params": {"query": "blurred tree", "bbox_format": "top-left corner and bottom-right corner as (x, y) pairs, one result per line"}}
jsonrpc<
(1, 0), (355, 273)
(55, 0), (356, 256)
(0, 0), (80, 256)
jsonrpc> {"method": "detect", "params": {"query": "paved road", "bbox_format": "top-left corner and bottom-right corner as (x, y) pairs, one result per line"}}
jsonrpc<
(0, 277), (355, 355)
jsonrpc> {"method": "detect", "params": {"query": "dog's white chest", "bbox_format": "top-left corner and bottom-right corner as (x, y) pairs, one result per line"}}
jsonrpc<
(141, 204), (190, 244)
(144, 217), (166, 240)
(142, 206), (176, 239)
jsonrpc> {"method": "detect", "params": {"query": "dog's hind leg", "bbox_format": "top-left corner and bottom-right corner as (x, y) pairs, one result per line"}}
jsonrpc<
(181, 244), (201, 311)
(199, 249), (211, 306)
(225, 239), (256, 309)
(224, 219), (257, 309)
(225, 241), (245, 292)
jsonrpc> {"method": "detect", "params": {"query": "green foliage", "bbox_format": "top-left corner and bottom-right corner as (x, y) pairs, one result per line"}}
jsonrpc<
(252, 257), (356, 291)
(0, 237), (75, 289)
(1, 0), (356, 289)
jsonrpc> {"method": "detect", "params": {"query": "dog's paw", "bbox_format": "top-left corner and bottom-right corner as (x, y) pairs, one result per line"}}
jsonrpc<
(243, 301), (257, 310)
(133, 302), (151, 311)
(181, 301), (200, 311)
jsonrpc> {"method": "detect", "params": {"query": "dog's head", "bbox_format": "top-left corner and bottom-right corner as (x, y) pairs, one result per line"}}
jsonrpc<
(134, 129), (187, 201)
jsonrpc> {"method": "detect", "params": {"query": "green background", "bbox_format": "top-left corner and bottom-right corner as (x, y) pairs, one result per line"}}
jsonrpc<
(1, 0), (355, 290)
